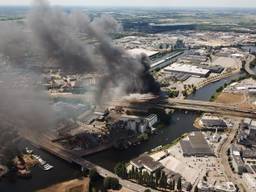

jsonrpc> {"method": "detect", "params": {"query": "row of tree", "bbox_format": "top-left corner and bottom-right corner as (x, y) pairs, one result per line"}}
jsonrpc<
(114, 163), (182, 191)
(88, 168), (120, 191)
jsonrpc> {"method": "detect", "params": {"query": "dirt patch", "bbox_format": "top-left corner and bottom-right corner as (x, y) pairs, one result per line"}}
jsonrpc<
(38, 177), (90, 192)
(216, 92), (256, 110)
(215, 92), (245, 104)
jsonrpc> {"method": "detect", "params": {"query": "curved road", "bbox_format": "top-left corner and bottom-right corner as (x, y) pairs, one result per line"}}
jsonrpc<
(218, 120), (248, 192)
(244, 54), (256, 76)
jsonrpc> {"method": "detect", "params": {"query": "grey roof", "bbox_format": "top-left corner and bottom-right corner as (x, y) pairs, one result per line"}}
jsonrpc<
(131, 154), (163, 172)
(180, 132), (214, 156)
(201, 119), (227, 128)
(244, 118), (252, 125)
(250, 120), (256, 129)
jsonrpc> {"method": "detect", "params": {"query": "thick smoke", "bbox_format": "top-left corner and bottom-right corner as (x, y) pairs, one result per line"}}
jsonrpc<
(0, 0), (160, 161)
(27, 0), (160, 104)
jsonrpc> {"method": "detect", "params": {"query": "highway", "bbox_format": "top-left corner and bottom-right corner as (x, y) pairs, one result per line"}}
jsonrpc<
(163, 98), (256, 118)
(110, 98), (256, 118)
(217, 120), (248, 192)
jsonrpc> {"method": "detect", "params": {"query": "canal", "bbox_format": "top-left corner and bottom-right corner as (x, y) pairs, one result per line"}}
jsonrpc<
(85, 72), (246, 170)
(0, 72), (245, 192)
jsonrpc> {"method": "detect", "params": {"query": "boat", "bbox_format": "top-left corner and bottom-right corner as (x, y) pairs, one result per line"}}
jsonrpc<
(32, 154), (54, 171)
(25, 147), (33, 154)
(43, 164), (54, 171)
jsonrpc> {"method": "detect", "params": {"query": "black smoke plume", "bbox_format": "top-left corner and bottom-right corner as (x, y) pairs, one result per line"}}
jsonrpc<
(0, 0), (160, 161)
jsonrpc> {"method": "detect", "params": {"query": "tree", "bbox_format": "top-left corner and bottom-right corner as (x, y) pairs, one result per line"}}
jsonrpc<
(148, 174), (155, 188)
(192, 86), (197, 94)
(103, 177), (120, 190)
(114, 162), (127, 179)
(138, 171), (144, 185)
(89, 168), (99, 182)
(155, 169), (161, 186)
(169, 180), (175, 191)
(182, 90), (188, 97)
(142, 171), (150, 185)
(159, 172), (168, 189)
(177, 177), (182, 191)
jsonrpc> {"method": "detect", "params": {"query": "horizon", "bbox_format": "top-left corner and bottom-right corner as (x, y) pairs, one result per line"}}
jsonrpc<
(1, 4), (256, 9)
(0, 0), (256, 8)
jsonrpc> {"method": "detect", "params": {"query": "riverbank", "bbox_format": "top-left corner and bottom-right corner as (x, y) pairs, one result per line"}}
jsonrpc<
(38, 177), (90, 192)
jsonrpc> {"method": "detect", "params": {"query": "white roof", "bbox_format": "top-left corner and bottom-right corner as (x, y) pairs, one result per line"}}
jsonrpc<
(251, 120), (256, 127)
(160, 155), (199, 184)
(164, 63), (210, 75)
(127, 48), (159, 57)
(233, 151), (240, 156)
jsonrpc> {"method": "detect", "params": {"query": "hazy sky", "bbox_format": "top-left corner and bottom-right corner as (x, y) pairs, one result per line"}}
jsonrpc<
(1, 0), (256, 7)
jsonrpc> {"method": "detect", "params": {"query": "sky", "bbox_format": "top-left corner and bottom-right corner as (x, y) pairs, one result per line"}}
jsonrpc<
(0, 0), (256, 8)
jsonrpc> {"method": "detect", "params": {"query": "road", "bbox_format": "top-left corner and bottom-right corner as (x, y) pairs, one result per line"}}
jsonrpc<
(217, 120), (248, 192)
(244, 54), (256, 77)
(197, 68), (241, 89)
(109, 98), (256, 118)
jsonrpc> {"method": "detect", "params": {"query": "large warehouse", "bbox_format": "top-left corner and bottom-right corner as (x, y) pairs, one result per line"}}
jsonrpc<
(164, 63), (210, 77)
(180, 132), (214, 157)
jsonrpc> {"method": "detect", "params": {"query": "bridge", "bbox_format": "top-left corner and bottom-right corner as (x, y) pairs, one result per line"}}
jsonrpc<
(109, 98), (256, 118)
(162, 99), (256, 118)
(23, 134), (152, 192)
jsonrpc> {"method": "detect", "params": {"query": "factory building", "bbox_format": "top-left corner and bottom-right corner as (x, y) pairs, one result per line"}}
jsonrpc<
(120, 114), (158, 133)
(241, 118), (256, 139)
(236, 85), (256, 94)
(197, 180), (236, 192)
(145, 114), (158, 127)
(127, 48), (160, 60)
(180, 132), (214, 157)
(243, 173), (256, 192)
(199, 114), (228, 130)
(130, 154), (163, 174)
(149, 23), (196, 33)
(120, 115), (148, 133)
(230, 145), (245, 175)
(164, 63), (210, 77)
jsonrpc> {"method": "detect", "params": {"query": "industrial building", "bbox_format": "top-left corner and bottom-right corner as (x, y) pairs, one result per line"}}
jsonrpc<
(236, 85), (256, 94)
(120, 115), (149, 133)
(145, 114), (158, 127)
(243, 173), (256, 192)
(197, 180), (236, 192)
(127, 48), (160, 59)
(199, 114), (228, 130)
(130, 154), (163, 174)
(239, 118), (256, 146)
(164, 63), (210, 77)
(149, 23), (197, 33)
(120, 114), (158, 133)
(180, 132), (214, 157)
(230, 144), (245, 175)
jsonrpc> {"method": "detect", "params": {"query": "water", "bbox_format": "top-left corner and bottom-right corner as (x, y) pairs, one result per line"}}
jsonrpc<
(85, 110), (198, 170)
(0, 140), (82, 192)
(188, 72), (245, 100)
(0, 72), (245, 191)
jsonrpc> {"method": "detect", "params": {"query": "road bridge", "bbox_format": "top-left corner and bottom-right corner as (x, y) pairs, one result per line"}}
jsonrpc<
(24, 134), (152, 192)
(163, 98), (256, 118)
(109, 98), (256, 118)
